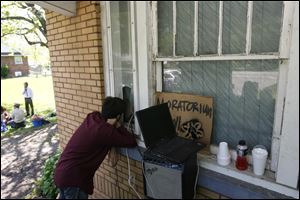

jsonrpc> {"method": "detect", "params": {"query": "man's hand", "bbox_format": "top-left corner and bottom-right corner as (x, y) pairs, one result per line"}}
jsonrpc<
(107, 118), (117, 126)
(108, 147), (119, 167)
(114, 121), (121, 128)
(107, 116), (122, 128)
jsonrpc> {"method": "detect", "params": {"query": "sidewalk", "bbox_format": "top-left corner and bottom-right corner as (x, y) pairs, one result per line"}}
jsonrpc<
(1, 123), (59, 199)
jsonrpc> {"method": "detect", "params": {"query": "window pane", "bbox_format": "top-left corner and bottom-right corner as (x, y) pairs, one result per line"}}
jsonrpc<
(163, 60), (279, 152)
(222, 1), (248, 54)
(14, 56), (23, 64)
(198, 1), (219, 55)
(251, 1), (283, 53)
(176, 1), (194, 56)
(110, 1), (134, 119)
(158, 1), (173, 57)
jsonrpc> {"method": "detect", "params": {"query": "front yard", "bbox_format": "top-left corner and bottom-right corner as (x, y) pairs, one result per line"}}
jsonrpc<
(1, 76), (56, 137)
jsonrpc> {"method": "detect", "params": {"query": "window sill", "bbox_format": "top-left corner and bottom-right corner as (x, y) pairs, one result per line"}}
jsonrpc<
(119, 146), (298, 199)
(197, 151), (299, 199)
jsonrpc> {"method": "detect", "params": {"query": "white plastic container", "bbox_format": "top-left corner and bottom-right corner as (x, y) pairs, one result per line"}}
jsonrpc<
(252, 145), (268, 176)
(217, 142), (231, 166)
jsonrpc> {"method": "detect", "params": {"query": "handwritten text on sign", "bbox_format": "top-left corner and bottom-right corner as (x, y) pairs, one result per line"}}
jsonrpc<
(155, 92), (213, 145)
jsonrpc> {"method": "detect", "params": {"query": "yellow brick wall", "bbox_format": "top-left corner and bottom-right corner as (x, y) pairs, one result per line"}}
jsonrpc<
(46, 1), (104, 149)
(46, 1), (145, 199)
(46, 1), (227, 199)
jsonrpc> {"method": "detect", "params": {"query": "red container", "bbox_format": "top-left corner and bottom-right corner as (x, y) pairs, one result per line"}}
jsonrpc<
(235, 140), (248, 170)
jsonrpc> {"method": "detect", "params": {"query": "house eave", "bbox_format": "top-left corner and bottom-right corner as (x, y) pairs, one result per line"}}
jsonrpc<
(24, 1), (76, 16)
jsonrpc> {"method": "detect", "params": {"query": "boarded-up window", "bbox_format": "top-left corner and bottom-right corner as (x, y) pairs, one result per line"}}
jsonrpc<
(162, 60), (279, 152)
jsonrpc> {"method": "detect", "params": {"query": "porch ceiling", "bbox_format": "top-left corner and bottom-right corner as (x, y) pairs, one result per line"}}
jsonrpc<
(24, 1), (76, 16)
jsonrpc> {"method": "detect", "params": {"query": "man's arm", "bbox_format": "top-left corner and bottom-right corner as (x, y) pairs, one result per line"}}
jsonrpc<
(99, 124), (137, 148)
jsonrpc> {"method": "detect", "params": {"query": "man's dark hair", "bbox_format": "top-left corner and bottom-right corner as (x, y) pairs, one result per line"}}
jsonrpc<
(24, 82), (28, 86)
(101, 97), (126, 119)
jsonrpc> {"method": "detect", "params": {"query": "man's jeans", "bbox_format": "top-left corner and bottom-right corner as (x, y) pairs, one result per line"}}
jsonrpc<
(58, 187), (88, 199)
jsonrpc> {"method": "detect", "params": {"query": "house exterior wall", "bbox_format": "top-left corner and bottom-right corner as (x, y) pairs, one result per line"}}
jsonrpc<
(45, 1), (145, 199)
(45, 0), (300, 198)
(46, 1), (228, 199)
(1, 56), (29, 77)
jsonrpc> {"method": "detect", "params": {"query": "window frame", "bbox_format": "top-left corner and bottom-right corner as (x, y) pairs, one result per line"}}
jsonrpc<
(101, 1), (298, 189)
(102, 1), (140, 136)
(14, 56), (23, 64)
(152, 1), (297, 185)
(101, 1), (152, 146)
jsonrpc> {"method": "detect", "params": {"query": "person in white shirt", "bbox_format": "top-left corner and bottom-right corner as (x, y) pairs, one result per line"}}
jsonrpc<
(8, 103), (26, 128)
(23, 82), (34, 116)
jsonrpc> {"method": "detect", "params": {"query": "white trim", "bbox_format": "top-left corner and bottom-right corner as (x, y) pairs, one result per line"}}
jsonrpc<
(101, 1), (111, 97)
(136, 1), (150, 110)
(218, 1), (223, 56)
(270, 60), (288, 171)
(279, 2), (296, 59)
(152, 1), (158, 58)
(135, 1), (153, 142)
(154, 54), (281, 62)
(105, 2), (115, 96)
(130, 1), (139, 110)
(147, 2), (156, 108)
(130, 2), (141, 138)
(276, 3), (299, 188)
(155, 62), (163, 92)
(198, 153), (299, 199)
(172, 1), (176, 57)
(193, 2), (198, 56)
(245, 1), (253, 55)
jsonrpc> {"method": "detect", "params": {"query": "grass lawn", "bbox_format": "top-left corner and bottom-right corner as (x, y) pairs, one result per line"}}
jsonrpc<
(1, 76), (56, 112)
(1, 76), (57, 137)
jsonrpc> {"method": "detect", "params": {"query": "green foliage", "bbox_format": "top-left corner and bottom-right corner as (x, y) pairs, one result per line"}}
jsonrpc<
(1, 1), (48, 47)
(1, 65), (9, 78)
(34, 151), (61, 199)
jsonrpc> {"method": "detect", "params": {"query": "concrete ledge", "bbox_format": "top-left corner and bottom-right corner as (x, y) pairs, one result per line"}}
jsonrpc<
(198, 167), (293, 199)
(119, 147), (297, 199)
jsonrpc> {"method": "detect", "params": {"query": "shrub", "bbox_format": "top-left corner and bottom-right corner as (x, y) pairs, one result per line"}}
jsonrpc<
(1, 65), (9, 78)
(32, 151), (61, 199)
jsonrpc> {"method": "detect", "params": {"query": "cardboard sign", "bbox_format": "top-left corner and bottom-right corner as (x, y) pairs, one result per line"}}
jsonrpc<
(155, 92), (213, 145)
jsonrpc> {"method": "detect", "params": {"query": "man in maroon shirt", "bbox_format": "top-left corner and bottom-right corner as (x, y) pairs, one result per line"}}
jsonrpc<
(54, 97), (137, 199)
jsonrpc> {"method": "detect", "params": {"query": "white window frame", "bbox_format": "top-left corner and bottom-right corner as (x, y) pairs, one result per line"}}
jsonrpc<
(101, 1), (299, 193)
(14, 56), (23, 64)
(101, 1), (151, 147)
(152, 1), (298, 191)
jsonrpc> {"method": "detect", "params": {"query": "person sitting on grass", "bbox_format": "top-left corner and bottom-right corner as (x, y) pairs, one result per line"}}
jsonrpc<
(8, 103), (26, 129)
(31, 114), (50, 126)
(1, 106), (12, 124)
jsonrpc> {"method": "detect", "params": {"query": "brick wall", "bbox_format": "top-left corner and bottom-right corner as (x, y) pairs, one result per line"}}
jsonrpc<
(46, 1), (144, 199)
(46, 1), (104, 149)
(46, 1), (226, 199)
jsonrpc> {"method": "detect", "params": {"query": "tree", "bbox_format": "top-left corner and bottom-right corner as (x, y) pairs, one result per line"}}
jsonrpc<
(1, 1), (47, 48)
